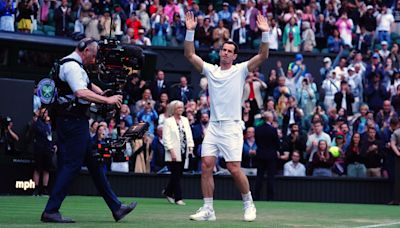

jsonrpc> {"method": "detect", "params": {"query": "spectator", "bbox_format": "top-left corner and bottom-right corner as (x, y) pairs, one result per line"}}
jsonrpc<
(327, 29), (343, 53)
(242, 72), (267, 112)
(218, 2), (232, 24)
(347, 66), (363, 113)
(82, 8), (101, 41)
(301, 21), (316, 52)
(389, 43), (400, 69)
(375, 100), (398, 129)
(306, 121), (332, 163)
(212, 19), (230, 49)
(232, 19), (251, 49)
(335, 12), (353, 47)
(120, 104), (133, 127)
(365, 73), (389, 115)
(170, 13), (185, 46)
(266, 69), (278, 98)
(379, 41), (391, 63)
(137, 101), (158, 136)
(281, 123), (307, 160)
(354, 26), (373, 55)
(268, 18), (281, 51)
(346, 132), (367, 177)
(231, 4), (244, 36)
(283, 150), (306, 176)
(282, 17), (301, 52)
(151, 14), (169, 46)
(135, 89), (156, 114)
(1, 116), (19, 155)
(334, 80), (355, 116)
(359, 5), (377, 34)
(321, 71), (340, 111)
(320, 57), (332, 81)
(163, 0), (179, 24)
(126, 12), (142, 40)
(365, 53), (384, 86)
(376, 5), (395, 45)
(136, 3), (150, 32)
(315, 14), (329, 50)
(189, 2), (203, 18)
(195, 16), (213, 48)
(16, 0), (34, 33)
(162, 100), (194, 206)
(311, 140), (335, 177)
(242, 127), (257, 176)
(170, 76), (193, 105)
(273, 76), (291, 102)
(99, 8), (112, 39)
(151, 125), (167, 173)
(0, 0), (16, 31)
(134, 28), (152, 46)
(392, 84), (400, 115)
(361, 127), (384, 177)
(54, 0), (71, 36)
(149, 70), (168, 102)
(245, 0), (259, 46)
(331, 131), (347, 176)
(297, 77), (316, 117)
(205, 3), (218, 27)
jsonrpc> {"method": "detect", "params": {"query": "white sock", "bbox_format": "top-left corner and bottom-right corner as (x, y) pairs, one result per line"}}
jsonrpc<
(242, 192), (253, 208)
(203, 197), (213, 210)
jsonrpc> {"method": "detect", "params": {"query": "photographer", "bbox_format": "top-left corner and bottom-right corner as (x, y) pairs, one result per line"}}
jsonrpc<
(0, 116), (19, 155)
(41, 38), (136, 223)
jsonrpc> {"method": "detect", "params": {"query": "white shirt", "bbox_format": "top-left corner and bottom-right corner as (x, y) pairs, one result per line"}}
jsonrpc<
(202, 61), (248, 121)
(341, 91), (347, 110)
(283, 160), (306, 176)
(269, 26), (281, 50)
(377, 13), (394, 32)
(306, 132), (332, 161)
(59, 52), (90, 104)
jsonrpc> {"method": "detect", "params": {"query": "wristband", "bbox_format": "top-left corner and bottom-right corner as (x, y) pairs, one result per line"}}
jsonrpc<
(261, 32), (270, 43)
(185, 30), (195, 41)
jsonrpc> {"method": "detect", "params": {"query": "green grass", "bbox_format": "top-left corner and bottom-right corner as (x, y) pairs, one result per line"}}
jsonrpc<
(0, 196), (400, 227)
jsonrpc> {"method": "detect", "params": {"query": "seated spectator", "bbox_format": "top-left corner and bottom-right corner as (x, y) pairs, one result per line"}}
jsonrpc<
(311, 140), (335, 177)
(283, 150), (306, 177)
(155, 92), (169, 115)
(242, 127), (257, 176)
(273, 76), (291, 102)
(134, 28), (152, 46)
(361, 127), (384, 177)
(282, 16), (301, 52)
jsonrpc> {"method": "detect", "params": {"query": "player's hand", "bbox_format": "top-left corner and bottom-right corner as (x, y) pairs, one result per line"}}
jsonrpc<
(185, 11), (197, 30)
(256, 13), (270, 32)
(107, 95), (123, 108)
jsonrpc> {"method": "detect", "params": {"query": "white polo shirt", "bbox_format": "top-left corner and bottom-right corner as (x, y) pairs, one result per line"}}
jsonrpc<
(202, 61), (248, 122)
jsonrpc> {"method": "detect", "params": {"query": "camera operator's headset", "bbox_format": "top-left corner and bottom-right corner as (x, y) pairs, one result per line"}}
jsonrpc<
(77, 39), (97, 52)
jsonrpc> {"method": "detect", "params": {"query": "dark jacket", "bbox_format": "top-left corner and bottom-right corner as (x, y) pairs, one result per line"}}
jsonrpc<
(232, 27), (251, 48)
(169, 85), (194, 104)
(255, 123), (279, 160)
(149, 80), (169, 101)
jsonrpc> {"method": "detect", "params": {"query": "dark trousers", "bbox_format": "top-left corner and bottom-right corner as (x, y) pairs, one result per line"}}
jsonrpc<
(254, 158), (276, 201)
(44, 117), (121, 213)
(165, 161), (184, 201)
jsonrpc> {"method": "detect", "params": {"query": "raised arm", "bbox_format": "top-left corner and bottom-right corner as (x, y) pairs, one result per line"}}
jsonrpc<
(184, 11), (204, 73)
(248, 13), (270, 72)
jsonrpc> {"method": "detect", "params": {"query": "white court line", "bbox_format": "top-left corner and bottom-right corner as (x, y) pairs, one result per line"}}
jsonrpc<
(355, 221), (400, 228)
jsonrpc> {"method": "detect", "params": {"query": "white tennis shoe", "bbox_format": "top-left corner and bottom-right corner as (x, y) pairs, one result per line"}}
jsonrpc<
(189, 207), (216, 221)
(243, 203), (257, 222)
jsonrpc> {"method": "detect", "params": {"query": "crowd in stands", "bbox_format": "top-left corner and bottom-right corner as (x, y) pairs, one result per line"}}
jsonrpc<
(2, 0), (400, 179)
(0, 0), (399, 53)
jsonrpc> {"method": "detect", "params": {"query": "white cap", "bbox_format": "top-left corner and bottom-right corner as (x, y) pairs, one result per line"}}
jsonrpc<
(323, 57), (331, 63)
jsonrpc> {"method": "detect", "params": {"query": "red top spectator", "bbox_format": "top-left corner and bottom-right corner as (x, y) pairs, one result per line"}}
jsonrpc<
(126, 12), (142, 40)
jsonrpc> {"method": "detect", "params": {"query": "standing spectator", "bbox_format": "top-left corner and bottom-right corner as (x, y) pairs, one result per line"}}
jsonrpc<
(283, 151), (306, 176)
(297, 78), (316, 117)
(281, 123), (307, 159)
(137, 101), (158, 136)
(149, 70), (168, 102)
(162, 100), (194, 206)
(99, 9), (112, 39)
(152, 14), (169, 46)
(389, 118), (400, 204)
(302, 5), (316, 30)
(282, 17), (301, 52)
(0, 0), (16, 31)
(54, 0), (71, 36)
(306, 121), (332, 163)
(170, 13), (185, 46)
(365, 73), (389, 115)
(301, 21), (316, 52)
(311, 140), (335, 177)
(254, 111), (279, 201)
(17, 0), (34, 33)
(135, 89), (155, 114)
(232, 20), (250, 49)
(170, 76), (193, 105)
(361, 127), (384, 177)
(327, 29), (343, 53)
(126, 12), (142, 40)
(347, 67), (363, 113)
(315, 14), (329, 50)
(212, 19), (230, 49)
(245, 0), (259, 46)
(195, 17), (213, 48)
(242, 127), (257, 176)
(392, 84), (400, 115)
(163, 0), (179, 24)
(334, 80), (355, 116)
(136, 3), (150, 32)
(82, 8), (101, 40)
(389, 43), (400, 69)
(320, 57), (332, 81)
(376, 5), (395, 45)
(218, 2), (232, 25)
(375, 100), (398, 129)
(120, 104), (133, 127)
(231, 4), (244, 36)
(346, 133), (366, 177)
(354, 26), (373, 55)
(322, 71), (340, 111)
(242, 72), (267, 112)
(359, 5), (377, 34)
(268, 18), (281, 51)
(205, 3), (218, 27)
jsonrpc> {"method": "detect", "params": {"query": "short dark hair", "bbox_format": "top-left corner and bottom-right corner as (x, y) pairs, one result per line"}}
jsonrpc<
(222, 40), (239, 54)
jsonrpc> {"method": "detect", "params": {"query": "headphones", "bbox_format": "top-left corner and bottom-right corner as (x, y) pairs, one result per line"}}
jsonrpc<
(77, 39), (96, 52)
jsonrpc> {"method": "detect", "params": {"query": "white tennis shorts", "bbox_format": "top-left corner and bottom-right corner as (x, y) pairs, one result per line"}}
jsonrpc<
(202, 120), (244, 162)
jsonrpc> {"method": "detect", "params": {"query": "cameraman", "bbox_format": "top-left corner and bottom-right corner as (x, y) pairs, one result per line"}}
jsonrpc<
(41, 38), (136, 223)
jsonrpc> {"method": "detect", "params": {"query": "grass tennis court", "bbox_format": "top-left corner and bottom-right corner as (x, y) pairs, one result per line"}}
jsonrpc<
(0, 196), (400, 227)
